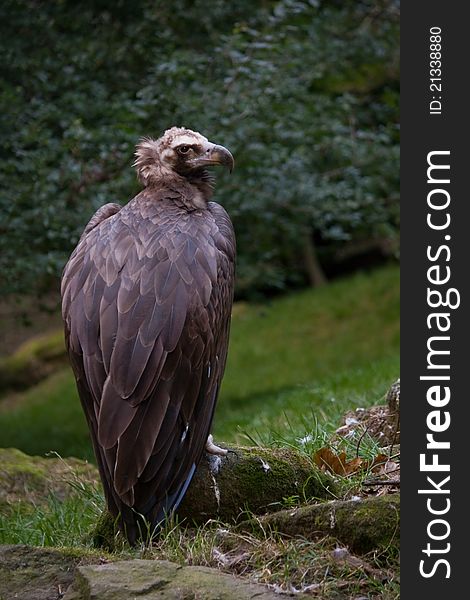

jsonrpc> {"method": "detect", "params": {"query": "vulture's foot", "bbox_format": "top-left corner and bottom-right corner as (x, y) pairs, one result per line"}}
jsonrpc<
(205, 434), (228, 456)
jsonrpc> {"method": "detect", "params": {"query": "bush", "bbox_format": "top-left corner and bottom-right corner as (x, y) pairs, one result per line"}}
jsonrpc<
(0, 0), (399, 298)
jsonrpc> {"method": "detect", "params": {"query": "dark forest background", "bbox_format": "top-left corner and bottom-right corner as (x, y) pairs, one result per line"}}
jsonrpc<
(0, 0), (399, 301)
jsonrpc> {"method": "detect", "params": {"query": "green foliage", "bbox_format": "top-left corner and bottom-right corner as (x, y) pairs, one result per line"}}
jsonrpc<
(0, 0), (399, 297)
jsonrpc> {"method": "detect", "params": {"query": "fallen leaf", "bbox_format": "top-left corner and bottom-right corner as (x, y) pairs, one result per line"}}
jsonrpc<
(313, 447), (365, 475)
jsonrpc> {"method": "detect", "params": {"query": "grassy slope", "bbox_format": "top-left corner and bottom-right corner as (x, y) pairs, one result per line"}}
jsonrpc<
(0, 265), (399, 462)
(215, 264), (399, 442)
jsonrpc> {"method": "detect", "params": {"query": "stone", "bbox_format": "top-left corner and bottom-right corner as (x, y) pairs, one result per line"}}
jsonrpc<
(63, 558), (306, 599)
(0, 544), (101, 600)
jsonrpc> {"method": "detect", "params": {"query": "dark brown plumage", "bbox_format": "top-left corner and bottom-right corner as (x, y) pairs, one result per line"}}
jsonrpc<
(61, 127), (235, 543)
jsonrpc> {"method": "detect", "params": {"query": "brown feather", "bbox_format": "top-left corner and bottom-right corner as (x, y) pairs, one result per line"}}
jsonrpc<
(61, 129), (235, 544)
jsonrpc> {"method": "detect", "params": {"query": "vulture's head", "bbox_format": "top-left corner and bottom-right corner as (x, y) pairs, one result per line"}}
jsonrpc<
(134, 127), (234, 188)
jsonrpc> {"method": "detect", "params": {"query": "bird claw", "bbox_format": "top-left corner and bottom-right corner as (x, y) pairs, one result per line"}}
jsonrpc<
(206, 434), (228, 456)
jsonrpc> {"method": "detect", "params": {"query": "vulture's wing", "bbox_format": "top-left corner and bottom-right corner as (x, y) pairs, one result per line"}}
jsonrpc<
(61, 193), (235, 541)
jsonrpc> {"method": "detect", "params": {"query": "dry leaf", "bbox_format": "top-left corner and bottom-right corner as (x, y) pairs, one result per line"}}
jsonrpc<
(313, 447), (365, 476)
(313, 448), (400, 478)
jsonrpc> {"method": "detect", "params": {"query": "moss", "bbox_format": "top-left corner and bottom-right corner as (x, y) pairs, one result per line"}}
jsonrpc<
(332, 494), (400, 554)
(1, 446), (48, 477)
(15, 330), (65, 362)
(88, 510), (121, 552)
(243, 494), (400, 555)
(226, 446), (336, 507)
(0, 448), (49, 506)
(179, 446), (337, 524)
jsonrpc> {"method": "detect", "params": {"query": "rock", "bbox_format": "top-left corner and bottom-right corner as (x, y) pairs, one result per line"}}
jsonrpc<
(0, 546), (306, 599)
(239, 494), (400, 554)
(0, 544), (101, 600)
(0, 447), (99, 509)
(63, 558), (306, 600)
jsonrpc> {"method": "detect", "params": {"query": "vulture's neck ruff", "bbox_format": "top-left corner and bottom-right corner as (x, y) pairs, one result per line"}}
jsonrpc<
(133, 127), (233, 210)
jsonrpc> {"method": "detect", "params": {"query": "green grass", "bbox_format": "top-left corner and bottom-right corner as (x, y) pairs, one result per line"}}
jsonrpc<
(0, 370), (94, 462)
(0, 487), (103, 548)
(221, 265), (399, 403)
(0, 268), (400, 598)
(143, 516), (400, 598)
(0, 265), (399, 461)
(214, 354), (398, 444)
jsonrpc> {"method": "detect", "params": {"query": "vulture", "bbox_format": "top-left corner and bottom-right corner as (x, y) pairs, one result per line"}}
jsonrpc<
(61, 127), (235, 544)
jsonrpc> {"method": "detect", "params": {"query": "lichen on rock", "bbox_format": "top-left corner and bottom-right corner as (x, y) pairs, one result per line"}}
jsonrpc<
(63, 558), (308, 599)
(0, 544), (104, 600)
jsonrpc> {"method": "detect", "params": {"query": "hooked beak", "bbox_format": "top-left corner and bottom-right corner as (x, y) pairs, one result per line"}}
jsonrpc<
(190, 143), (235, 173)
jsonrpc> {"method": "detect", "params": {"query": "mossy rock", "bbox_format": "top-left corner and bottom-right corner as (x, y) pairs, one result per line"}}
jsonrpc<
(63, 558), (309, 599)
(88, 510), (122, 553)
(0, 544), (103, 600)
(242, 494), (400, 555)
(0, 447), (99, 509)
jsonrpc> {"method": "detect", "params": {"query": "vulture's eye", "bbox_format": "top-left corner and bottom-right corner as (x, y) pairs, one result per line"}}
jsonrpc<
(178, 145), (191, 155)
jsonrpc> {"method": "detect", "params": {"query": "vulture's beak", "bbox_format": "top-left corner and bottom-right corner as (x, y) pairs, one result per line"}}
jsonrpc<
(190, 143), (235, 173)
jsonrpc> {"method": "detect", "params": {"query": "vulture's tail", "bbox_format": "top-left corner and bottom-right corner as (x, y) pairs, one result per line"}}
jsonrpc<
(118, 462), (197, 546)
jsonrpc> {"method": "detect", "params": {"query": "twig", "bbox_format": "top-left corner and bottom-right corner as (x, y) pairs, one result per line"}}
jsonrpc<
(362, 479), (400, 487)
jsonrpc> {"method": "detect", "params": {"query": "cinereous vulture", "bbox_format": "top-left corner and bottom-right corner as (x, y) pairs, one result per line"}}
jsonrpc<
(61, 127), (235, 543)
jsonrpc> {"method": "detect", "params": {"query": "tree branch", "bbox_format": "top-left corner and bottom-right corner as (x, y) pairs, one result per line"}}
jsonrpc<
(178, 445), (337, 523)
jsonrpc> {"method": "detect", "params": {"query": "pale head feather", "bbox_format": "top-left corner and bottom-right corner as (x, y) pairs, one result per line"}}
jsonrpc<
(133, 127), (209, 186)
